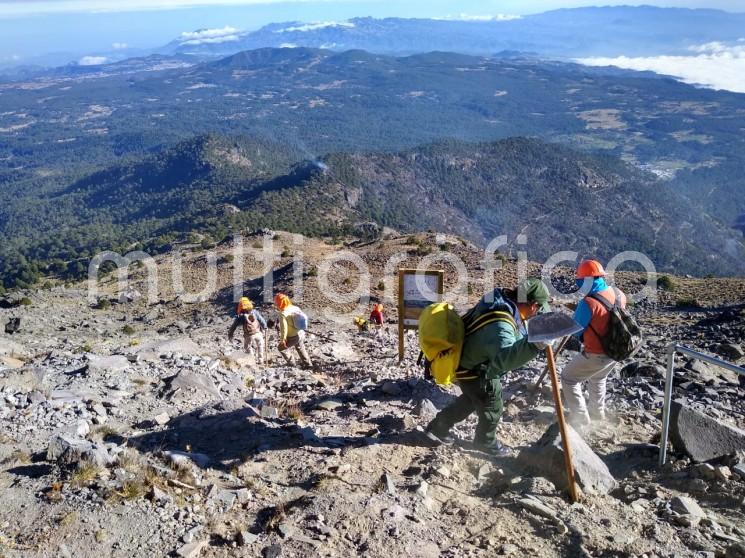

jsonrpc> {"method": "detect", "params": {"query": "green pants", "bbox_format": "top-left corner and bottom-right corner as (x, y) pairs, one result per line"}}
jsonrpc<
(427, 376), (503, 444)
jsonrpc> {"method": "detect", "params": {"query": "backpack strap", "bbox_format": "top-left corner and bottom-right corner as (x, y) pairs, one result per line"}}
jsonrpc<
(457, 310), (519, 376)
(465, 310), (518, 337)
(585, 287), (619, 340)
(587, 289), (617, 311)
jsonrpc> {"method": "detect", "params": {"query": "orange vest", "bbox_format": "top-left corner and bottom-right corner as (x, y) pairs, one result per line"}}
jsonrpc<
(583, 288), (627, 355)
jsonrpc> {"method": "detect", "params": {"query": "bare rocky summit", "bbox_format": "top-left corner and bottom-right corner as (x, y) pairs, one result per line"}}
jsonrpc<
(0, 232), (744, 557)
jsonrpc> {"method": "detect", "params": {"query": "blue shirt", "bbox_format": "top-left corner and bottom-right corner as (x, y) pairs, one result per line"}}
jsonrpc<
(574, 277), (608, 335)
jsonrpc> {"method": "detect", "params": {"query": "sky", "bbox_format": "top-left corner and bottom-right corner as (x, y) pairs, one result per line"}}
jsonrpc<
(1, 0), (744, 63)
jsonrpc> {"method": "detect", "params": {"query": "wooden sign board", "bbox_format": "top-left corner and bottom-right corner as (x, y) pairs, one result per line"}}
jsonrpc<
(398, 268), (444, 362)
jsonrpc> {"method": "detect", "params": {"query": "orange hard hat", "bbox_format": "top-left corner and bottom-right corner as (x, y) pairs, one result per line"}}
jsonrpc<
(274, 293), (291, 310)
(576, 259), (606, 279)
(374, 303), (384, 312)
(237, 297), (253, 313)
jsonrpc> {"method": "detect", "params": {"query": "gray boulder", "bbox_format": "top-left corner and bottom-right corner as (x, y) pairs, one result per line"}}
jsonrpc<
(686, 360), (740, 385)
(518, 422), (617, 495)
(166, 370), (220, 399)
(47, 435), (113, 469)
(414, 398), (438, 418)
(87, 354), (130, 375)
(4, 318), (21, 335)
(712, 343), (744, 361)
(136, 337), (205, 361)
(670, 495), (705, 517)
(669, 400), (745, 462)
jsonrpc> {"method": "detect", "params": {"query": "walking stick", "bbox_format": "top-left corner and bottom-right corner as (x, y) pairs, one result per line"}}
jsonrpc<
(304, 330), (336, 343)
(264, 329), (269, 367)
(531, 336), (570, 391)
(545, 344), (579, 503)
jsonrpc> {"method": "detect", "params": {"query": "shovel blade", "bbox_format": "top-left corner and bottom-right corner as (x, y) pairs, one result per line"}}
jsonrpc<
(528, 312), (582, 343)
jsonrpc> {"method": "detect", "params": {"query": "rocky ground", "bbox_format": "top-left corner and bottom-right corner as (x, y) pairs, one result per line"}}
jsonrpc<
(0, 232), (744, 558)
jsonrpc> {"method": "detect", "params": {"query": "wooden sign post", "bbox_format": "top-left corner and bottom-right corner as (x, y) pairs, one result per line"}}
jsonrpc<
(398, 268), (444, 362)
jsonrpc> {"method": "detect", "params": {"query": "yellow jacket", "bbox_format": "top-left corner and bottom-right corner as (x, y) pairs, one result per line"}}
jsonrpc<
(279, 305), (301, 342)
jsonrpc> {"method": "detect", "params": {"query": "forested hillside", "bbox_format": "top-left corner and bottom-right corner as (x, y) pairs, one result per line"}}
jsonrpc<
(2, 134), (744, 290)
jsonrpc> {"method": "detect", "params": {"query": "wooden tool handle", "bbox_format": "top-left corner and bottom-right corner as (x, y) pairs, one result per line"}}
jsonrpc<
(546, 345), (579, 503)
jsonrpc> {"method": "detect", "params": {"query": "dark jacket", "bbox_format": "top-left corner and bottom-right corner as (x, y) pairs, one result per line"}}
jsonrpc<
(456, 289), (539, 381)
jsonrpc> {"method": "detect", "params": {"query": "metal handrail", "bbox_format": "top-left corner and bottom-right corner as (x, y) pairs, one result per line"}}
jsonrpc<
(659, 343), (745, 466)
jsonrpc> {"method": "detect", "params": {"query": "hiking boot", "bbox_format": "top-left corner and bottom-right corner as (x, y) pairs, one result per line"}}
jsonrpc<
(424, 427), (455, 446)
(476, 440), (511, 458)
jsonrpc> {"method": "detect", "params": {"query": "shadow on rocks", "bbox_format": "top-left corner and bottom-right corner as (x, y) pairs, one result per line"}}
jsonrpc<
(302, 376), (456, 412)
(7, 464), (54, 479)
(128, 397), (433, 472)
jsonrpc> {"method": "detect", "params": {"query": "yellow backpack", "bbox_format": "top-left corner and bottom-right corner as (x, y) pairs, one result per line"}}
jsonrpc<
(418, 302), (518, 386)
(418, 303), (464, 386)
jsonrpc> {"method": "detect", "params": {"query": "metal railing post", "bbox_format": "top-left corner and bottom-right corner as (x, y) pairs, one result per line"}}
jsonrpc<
(658, 343), (745, 467)
(659, 346), (676, 467)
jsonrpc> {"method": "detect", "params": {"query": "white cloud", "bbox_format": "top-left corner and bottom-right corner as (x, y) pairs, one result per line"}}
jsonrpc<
(279, 43), (298, 48)
(78, 55), (108, 65)
(577, 42), (745, 94)
(436, 13), (522, 22)
(276, 21), (355, 33)
(179, 26), (241, 45)
(0, 0), (330, 17)
(111, 42), (128, 49)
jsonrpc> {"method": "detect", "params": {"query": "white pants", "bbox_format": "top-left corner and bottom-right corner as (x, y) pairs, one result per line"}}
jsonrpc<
(561, 352), (617, 424)
(244, 332), (265, 363)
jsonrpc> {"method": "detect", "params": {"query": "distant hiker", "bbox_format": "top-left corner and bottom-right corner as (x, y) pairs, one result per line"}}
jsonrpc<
(369, 303), (385, 326)
(228, 297), (267, 363)
(561, 259), (629, 427)
(424, 279), (551, 457)
(274, 293), (313, 368)
(369, 303), (385, 336)
(354, 317), (369, 333)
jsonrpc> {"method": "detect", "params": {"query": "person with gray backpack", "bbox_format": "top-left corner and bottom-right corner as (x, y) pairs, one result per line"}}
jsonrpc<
(274, 293), (313, 369)
(561, 259), (642, 427)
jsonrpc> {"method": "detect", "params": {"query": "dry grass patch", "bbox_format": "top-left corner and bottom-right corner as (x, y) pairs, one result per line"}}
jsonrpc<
(284, 403), (304, 422)
(1, 449), (31, 465)
(118, 480), (146, 500)
(264, 502), (287, 532)
(58, 511), (79, 528)
(70, 463), (101, 487)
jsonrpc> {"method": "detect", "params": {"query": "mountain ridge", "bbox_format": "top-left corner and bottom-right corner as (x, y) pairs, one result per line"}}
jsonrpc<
(158, 8), (745, 59)
(2, 133), (743, 292)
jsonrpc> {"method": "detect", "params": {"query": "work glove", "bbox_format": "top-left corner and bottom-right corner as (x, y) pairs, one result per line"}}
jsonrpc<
(278, 340), (287, 351)
(532, 340), (556, 351)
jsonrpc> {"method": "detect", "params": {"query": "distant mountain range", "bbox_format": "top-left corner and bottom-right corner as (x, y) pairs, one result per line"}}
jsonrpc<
(1, 45), (744, 288)
(157, 7), (745, 59)
(4, 6), (744, 75)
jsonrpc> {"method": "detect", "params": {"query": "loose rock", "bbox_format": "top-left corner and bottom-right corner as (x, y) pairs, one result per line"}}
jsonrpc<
(669, 400), (745, 462)
(517, 422), (617, 495)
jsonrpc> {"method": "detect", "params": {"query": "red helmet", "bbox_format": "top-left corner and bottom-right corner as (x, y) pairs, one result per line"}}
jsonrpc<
(274, 293), (291, 310)
(576, 259), (606, 279)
